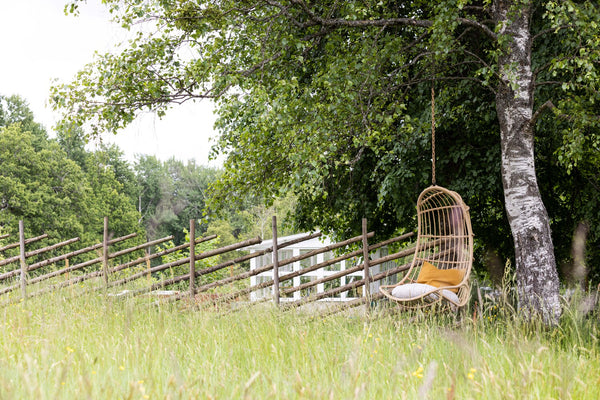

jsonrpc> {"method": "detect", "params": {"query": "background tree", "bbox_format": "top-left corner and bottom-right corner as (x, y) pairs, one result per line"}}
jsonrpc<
(53, 1), (600, 323)
(83, 149), (144, 242)
(0, 94), (48, 150)
(134, 156), (221, 243)
(134, 155), (295, 245)
(0, 124), (91, 241)
(1, 95), (144, 250)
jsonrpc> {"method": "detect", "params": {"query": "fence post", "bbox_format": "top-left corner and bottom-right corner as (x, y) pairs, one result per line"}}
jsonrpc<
(362, 218), (372, 307)
(102, 216), (109, 288)
(19, 220), (27, 300)
(146, 251), (151, 285)
(272, 216), (280, 306)
(189, 219), (196, 301)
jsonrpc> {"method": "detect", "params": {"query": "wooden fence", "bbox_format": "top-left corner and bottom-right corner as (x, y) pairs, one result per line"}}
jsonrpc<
(0, 217), (416, 313)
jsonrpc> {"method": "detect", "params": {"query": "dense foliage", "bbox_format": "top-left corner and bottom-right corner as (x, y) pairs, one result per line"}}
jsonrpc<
(51, 1), (600, 291)
(0, 95), (144, 248)
(135, 154), (297, 244)
(1, 95), (294, 255)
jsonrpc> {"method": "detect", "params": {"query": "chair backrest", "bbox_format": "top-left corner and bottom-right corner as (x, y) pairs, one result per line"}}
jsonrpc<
(405, 186), (474, 291)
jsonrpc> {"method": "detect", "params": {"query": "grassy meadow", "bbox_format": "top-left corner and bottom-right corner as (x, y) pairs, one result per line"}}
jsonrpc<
(0, 290), (598, 399)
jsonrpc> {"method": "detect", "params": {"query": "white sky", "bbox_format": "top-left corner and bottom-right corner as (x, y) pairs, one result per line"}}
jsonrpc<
(0, 0), (219, 165)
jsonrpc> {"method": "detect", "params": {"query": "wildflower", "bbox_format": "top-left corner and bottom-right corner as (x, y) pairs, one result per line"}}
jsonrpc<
(412, 366), (424, 379)
(467, 368), (476, 380)
(66, 346), (75, 353)
(138, 380), (144, 384)
(119, 365), (125, 371)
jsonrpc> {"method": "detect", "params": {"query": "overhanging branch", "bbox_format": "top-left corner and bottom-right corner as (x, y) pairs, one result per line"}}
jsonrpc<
(266, 0), (497, 40)
(532, 25), (574, 42)
(529, 100), (556, 128)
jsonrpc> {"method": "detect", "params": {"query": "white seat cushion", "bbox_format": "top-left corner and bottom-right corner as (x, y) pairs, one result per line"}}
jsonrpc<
(391, 283), (460, 304)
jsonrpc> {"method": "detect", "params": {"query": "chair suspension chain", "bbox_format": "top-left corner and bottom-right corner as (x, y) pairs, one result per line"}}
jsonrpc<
(431, 85), (436, 186)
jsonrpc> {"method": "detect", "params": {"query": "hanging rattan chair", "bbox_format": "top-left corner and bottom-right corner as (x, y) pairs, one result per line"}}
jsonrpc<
(379, 87), (474, 310)
(379, 185), (473, 309)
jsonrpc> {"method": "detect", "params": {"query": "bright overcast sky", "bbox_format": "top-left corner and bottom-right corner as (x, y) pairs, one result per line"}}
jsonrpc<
(0, 0), (218, 165)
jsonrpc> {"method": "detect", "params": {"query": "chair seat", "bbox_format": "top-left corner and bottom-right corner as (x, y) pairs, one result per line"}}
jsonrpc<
(380, 185), (473, 310)
(391, 283), (460, 304)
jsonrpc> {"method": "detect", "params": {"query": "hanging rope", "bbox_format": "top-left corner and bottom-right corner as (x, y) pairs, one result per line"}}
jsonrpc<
(431, 85), (436, 186)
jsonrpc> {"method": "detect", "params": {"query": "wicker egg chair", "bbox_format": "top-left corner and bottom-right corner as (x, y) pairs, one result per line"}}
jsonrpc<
(379, 185), (473, 309)
(379, 87), (474, 310)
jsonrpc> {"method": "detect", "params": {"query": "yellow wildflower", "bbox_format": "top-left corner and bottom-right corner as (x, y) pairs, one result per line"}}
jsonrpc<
(467, 368), (476, 380)
(412, 366), (424, 379)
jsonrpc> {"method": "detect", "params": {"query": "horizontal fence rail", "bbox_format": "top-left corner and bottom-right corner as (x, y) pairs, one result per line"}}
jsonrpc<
(0, 217), (422, 315)
(0, 233), (47, 254)
(199, 232), (416, 309)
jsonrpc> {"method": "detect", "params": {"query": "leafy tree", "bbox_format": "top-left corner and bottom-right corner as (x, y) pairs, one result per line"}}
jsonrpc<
(56, 124), (89, 170)
(135, 155), (166, 229)
(205, 192), (298, 252)
(0, 123), (92, 242)
(57, 125), (138, 205)
(134, 154), (297, 246)
(0, 95), (48, 150)
(95, 143), (138, 204)
(83, 150), (145, 242)
(135, 156), (221, 243)
(0, 95), (144, 251)
(53, 1), (600, 323)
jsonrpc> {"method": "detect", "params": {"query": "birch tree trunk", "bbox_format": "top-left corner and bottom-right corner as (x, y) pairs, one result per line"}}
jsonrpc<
(494, 0), (561, 324)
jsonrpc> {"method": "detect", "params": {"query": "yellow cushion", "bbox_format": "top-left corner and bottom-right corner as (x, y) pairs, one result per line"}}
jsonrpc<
(416, 261), (463, 293)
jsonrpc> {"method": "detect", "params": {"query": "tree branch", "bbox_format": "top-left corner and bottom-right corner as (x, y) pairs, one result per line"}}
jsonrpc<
(529, 100), (556, 127)
(534, 81), (563, 87)
(534, 54), (577, 77)
(456, 17), (497, 40)
(391, 75), (496, 95)
(532, 25), (573, 42)
(275, 0), (498, 40)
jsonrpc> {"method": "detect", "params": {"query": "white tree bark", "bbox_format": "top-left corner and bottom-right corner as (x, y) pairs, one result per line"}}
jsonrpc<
(494, 0), (561, 324)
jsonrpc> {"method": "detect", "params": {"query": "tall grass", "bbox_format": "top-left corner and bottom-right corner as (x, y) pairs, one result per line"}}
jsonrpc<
(0, 291), (598, 399)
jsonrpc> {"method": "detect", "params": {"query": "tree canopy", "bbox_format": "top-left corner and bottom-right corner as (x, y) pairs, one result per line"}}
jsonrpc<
(135, 154), (297, 244)
(1, 94), (288, 258)
(0, 95), (144, 248)
(53, 0), (600, 322)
